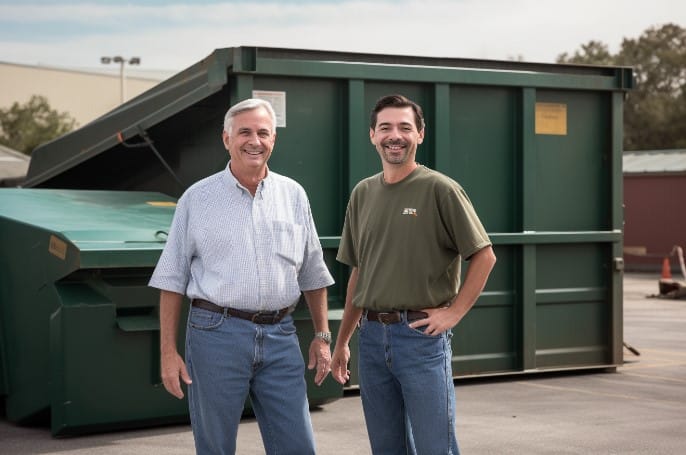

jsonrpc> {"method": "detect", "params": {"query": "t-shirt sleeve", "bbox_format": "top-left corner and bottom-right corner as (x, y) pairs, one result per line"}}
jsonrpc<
(440, 185), (491, 260)
(336, 201), (358, 267)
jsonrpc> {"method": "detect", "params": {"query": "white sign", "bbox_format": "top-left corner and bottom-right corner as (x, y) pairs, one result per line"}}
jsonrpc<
(252, 90), (286, 128)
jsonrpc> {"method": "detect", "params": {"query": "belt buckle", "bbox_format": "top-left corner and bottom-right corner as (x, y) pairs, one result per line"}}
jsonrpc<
(377, 312), (398, 324)
(252, 311), (277, 324)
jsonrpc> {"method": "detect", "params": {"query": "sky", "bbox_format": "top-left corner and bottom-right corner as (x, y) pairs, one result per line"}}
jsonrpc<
(1, 0), (686, 73)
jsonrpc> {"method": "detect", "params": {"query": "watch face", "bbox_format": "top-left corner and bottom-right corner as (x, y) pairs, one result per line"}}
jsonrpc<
(316, 332), (332, 343)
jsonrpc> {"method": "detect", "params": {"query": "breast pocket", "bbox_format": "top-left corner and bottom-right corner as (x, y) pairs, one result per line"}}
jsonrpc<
(272, 220), (306, 268)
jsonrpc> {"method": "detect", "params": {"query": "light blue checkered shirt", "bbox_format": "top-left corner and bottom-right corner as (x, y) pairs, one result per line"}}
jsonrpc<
(149, 163), (334, 311)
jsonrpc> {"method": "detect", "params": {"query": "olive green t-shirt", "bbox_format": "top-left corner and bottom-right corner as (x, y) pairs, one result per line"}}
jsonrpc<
(337, 165), (491, 311)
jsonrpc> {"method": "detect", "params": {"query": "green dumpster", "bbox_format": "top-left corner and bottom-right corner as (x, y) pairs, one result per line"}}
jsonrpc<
(24, 47), (632, 388)
(0, 188), (341, 435)
(0, 188), (186, 435)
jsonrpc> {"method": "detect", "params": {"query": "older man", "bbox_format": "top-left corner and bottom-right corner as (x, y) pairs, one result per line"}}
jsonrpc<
(150, 98), (334, 454)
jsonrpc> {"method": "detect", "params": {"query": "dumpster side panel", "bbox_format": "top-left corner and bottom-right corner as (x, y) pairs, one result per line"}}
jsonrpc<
(446, 85), (520, 375)
(535, 243), (611, 367)
(449, 85), (519, 234)
(453, 244), (519, 375)
(50, 279), (190, 436)
(0, 220), (74, 422)
(534, 91), (611, 231)
(533, 90), (614, 369)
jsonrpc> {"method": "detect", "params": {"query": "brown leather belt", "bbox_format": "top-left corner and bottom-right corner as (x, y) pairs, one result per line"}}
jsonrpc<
(365, 309), (428, 325)
(192, 299), (290, 324)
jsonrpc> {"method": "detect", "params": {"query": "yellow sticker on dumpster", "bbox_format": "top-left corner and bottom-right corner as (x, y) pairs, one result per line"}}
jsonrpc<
(147, 201), (177, 207)
(535, 103), (567, 135)
(49, 235), (67, 260)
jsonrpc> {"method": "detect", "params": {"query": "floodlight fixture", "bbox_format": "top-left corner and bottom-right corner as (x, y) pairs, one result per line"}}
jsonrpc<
(100, 55), (142, 104)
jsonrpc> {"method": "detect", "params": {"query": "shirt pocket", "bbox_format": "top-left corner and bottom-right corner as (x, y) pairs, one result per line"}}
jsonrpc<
(272, 220), (306, 268)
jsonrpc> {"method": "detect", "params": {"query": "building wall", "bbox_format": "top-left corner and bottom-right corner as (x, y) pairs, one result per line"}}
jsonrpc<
(0, 62), (165, 127)
(623, 173), (686, 272)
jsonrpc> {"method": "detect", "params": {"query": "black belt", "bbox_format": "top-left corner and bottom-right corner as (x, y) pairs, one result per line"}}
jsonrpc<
(192, 299), (290, 324)
(365, 309), (428, 325)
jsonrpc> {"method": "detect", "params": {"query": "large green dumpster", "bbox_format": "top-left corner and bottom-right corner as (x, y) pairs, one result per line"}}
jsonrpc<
(0, 188), (341, 435)
(25, 47), (632, 387)
(0, 189), (185, 435)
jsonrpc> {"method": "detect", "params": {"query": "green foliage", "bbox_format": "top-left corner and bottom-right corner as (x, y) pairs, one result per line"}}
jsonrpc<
(557, 40), (615, 66)
(557, 23), (686, 151)
(0, 95), (77, 155)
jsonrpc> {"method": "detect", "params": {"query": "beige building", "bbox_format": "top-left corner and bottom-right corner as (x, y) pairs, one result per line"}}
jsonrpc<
(0, 61), (174, 127)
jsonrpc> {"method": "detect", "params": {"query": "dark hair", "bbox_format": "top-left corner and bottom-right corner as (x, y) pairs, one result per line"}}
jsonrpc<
(370, 94), (425, 131)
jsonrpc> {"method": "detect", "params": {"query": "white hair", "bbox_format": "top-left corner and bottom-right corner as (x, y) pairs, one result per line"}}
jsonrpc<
(223, 98), (277, 134)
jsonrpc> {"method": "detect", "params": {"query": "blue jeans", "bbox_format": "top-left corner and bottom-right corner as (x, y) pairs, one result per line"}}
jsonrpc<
(185, 307), (315, 455)
(358, 312), (459, 455)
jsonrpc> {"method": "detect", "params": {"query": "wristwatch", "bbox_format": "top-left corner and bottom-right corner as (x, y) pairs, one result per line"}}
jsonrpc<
(314, 331), (332, 344)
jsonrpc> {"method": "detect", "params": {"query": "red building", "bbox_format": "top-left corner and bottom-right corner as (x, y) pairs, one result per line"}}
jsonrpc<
(623, 149), (686, 273)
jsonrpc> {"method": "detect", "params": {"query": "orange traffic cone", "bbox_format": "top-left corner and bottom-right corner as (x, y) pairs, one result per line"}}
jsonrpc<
(661, 257), (672, 280)
(659, 256), (681, 296)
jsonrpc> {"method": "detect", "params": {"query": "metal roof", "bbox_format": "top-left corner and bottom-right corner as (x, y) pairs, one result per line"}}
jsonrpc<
(0, 60), (175, 82)
(623, 149), (686, 174)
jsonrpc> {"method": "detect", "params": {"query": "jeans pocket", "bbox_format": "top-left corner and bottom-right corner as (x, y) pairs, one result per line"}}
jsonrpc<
(189, 307), (224, 330)
(277, 318), (297, 336)
(404, 322), (441, 338)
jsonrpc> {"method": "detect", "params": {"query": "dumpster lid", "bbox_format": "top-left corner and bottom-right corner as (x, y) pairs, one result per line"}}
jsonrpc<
(24, 47), (234, 189)
(0, 188), (176, 267)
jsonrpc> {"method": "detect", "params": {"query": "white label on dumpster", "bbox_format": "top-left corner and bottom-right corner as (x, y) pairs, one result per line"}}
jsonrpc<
(252, 90), (286, 128)
(49, 235), (67, 260)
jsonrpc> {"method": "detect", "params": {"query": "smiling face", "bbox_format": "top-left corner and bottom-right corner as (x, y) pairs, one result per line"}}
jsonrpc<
(222, 106), (276, 176)
(370, 106), (425, 166)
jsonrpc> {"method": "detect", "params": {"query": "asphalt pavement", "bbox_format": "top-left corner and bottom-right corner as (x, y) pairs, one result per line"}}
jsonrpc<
(1, 272), (685, 454)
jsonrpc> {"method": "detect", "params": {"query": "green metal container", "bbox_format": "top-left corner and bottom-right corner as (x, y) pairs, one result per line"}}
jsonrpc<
(0, 189), (187, 435)
(24, 47), (631, 387)
(0, 188), (340, 435)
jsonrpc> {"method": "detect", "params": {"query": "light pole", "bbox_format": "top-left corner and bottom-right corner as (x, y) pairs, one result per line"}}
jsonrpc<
(100, 56), (141, 104)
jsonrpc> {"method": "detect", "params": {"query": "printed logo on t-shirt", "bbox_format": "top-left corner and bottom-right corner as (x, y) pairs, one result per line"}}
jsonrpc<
(402, 208), (417, 217)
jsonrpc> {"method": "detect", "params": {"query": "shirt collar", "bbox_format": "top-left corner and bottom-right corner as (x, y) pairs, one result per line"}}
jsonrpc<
(223, 160), (271, 198)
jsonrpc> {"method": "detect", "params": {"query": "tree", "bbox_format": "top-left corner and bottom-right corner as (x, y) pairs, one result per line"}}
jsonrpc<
(557, 40), (615, 66)
(557, 23), (686, 151)
(0, 95), (77, 155)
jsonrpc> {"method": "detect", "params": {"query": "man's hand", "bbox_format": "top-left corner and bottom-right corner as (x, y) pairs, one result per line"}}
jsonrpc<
(161, 350), (192, 399)
(308, 338), (332, 386)
(331, 343), (351, 385)
(409, 246), (496, 336)
(408, 306), (458, 336)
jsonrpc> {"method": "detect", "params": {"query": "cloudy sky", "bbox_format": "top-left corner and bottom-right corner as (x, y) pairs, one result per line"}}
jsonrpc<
(1, 0), (685, 72)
